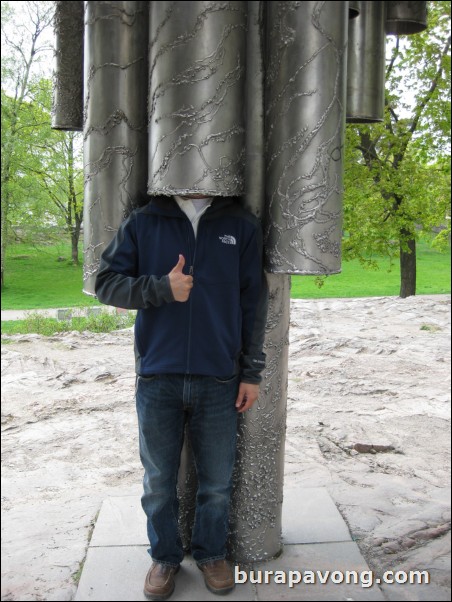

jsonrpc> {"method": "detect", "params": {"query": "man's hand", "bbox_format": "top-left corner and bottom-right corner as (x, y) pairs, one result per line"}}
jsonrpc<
(168, 255), (193, 302)
(235, 382), (260, 413)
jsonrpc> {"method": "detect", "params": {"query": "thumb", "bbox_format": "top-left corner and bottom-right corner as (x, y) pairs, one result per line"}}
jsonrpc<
(170, 254), (185, 273)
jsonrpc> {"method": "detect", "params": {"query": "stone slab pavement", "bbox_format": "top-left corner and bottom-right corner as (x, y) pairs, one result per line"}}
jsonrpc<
(75, 487), (394, 601)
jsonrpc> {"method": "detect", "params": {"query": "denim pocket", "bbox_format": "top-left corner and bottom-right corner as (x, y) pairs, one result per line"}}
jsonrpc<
(214, 374), (238, 384)
(138, 374), (158, 382)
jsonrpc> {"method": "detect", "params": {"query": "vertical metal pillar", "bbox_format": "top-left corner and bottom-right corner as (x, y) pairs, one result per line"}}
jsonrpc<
(228, 1), (289, 562)
(83, 1), (149, 294)
(52, 1), (84, 131)
(243, 0), (265, 220)
(349, 1), (360, 19)
(147, 1), (247, 197)
(229, 272), (290, 561)
(385, 1), (427, 35)
(264, 1), (349, 275)
(347, 2), (386, 123)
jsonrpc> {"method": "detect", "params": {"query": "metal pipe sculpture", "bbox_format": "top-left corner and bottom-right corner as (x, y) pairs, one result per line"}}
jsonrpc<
(244, 0), (266, 220)
(230, 2), (290, 561)
(83, 1), (149, 294)
(53, 0), (428, 564)
(385, 0), (428, 35)
(347, 1), (386, 123)
(264, 1), (348, 275)
(52, 1), (84, 131)
(147, 1), (247, 197)
(230, 272), (290, 561)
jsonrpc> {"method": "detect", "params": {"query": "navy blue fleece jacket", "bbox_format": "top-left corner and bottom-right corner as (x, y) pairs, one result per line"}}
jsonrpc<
(95, 197), (268, 383)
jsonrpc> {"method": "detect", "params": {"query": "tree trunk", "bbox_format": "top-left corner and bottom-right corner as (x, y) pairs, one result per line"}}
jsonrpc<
(67, 133), (82, 266)
(1, 199), (7, 289)
(399, 231), (416, 298)
(71, 231), (79, 265)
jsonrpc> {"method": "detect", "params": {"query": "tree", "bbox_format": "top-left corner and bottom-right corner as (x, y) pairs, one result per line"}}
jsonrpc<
(34, 128), (84, 265)
(2, 2), (84, 276)
(19, 79), (84, 265)
(344, 1), (451, 297)
(1, 0), (54, 286)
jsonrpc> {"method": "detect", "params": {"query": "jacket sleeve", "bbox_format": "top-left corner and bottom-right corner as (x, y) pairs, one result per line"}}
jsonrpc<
(239, 221), (268, 384)
(94, 213), (175, 309)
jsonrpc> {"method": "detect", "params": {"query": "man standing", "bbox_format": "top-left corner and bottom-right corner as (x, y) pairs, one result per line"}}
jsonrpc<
(95, 193), (267, 600)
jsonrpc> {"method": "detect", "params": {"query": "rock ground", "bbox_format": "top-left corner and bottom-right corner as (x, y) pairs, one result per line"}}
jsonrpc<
(1, 295), (450, 601)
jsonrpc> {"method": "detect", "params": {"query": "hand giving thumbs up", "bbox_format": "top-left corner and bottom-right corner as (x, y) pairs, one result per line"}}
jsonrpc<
(168, 255), (193, 302)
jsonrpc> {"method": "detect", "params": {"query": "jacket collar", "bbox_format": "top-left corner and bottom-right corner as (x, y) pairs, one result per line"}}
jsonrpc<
(142, 195), (238, 219)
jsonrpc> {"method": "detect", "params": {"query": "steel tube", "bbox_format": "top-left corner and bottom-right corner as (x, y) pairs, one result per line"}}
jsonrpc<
(385, 1), (427, 35)
(83, 1), (149, 295)
(229, 273), (290, 561)
(147, 1), (247, 197)
(52, 1), (84, 131)
(225, 2), (289, 561)
(243, 0), (266, 220)
(349, 0), (360, 19)
(347, 1), (386, 123)
(264, 1), (348, 275)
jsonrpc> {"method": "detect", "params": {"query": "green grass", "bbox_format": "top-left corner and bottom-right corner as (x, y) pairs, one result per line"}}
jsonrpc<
(1, 238), (450, 312)
(1, 308), (136, 336)
(2, 243), (100, 310)
(291, 237), (450, 299)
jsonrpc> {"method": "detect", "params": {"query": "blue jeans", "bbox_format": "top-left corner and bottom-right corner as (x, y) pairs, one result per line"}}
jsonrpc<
(135, 373), (239, 567)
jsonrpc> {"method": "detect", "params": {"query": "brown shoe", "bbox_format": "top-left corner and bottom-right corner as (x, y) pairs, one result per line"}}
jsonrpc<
(198, 559), (235, 595)
(143, 563), (180, 601)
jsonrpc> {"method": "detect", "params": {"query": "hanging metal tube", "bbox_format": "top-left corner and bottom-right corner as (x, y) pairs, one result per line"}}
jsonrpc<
(264, 1), (348, 275)
(349, 0), (360, 19)
(243, 0), (266, 220)
(224, 2), (288, 562)
(52, 1), (84, 131)
(147, 1), (247, 197)
(385, 1), (427, 35)
(347, 1), (386, 123)
(83, 1), (149, 295)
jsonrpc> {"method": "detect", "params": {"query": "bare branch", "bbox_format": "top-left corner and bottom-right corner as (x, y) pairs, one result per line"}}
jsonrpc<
(386, 37), (401, 79)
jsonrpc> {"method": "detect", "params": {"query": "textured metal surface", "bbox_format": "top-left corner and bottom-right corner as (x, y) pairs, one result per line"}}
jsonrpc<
(52, 1), (84, 131)
(228, 5), (287, 560)
(347, 1), (386, 123)
(147, 1), (247, 197)
(264, 1), (348, 275)
(83, 1), (149, 294)
(229, 273), (290, 562)
(385, 1), (427, 35)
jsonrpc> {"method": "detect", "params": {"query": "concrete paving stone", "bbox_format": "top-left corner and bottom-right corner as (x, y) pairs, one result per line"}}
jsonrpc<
(74, 546), (255, 601)
(253, 542), (385, 601)
(91, 487), (352, 549)
(75, 488), (382, 601)
(282, 487), (352, 544)
(90, 496), (147, 547)
(380, 581), (450, 602)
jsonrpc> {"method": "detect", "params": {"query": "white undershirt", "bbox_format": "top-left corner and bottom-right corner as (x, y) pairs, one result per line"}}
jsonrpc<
(174, 196), (212, 238)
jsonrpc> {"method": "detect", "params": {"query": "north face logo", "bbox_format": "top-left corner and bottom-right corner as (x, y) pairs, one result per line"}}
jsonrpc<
(219, 235), (236, 245)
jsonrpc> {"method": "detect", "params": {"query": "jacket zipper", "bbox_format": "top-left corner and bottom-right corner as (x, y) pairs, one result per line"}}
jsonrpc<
(185, 220), (195, 374)
(185, 212), (208, 373)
